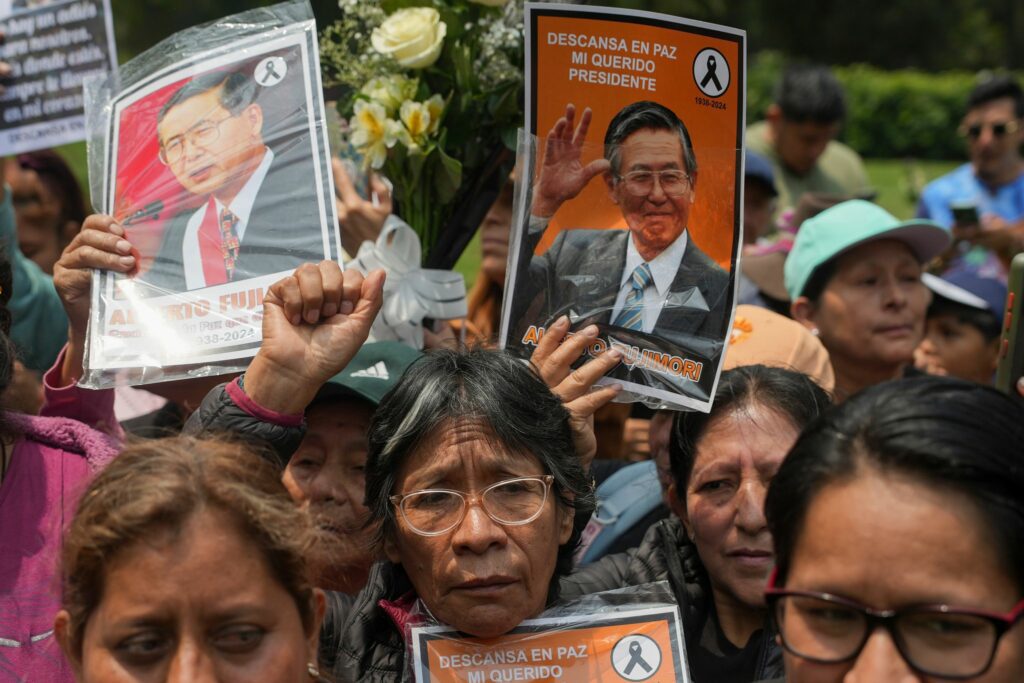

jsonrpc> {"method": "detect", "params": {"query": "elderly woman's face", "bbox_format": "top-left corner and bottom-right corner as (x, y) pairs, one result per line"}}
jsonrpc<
(386, 418), (574, 638)
(780, 469), (1024, 682)
(804, 239), (929, 372)
(680, 403), (800, 612)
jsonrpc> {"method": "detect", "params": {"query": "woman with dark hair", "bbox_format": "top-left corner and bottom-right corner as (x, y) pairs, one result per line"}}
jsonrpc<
(54, 437), (326, 682)
(765, 377), (1024, 681)
(786, 200), (950, 401)
(562, 365), (831, 682)
(182, 261), (623, 680)
(318, 347), (598, 678)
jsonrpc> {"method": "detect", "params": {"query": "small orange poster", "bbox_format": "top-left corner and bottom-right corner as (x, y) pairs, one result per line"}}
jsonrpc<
(410, 606), (690, 683)
(500, 3), (746, 412)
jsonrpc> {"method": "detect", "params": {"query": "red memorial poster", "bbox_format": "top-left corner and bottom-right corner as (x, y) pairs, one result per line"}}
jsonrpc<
(501, 3), (746, 411)
(82, 1), (339, 387)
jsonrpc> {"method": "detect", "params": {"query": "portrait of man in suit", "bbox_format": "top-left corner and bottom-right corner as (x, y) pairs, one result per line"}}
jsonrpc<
(137, 68), (326, 291)
(510, 100), (731, 371)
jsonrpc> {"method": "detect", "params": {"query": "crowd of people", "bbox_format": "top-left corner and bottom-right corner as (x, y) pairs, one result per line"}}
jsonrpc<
(0, 31), (1022, 683)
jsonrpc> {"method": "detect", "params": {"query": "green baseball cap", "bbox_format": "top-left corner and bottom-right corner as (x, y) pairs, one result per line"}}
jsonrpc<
(313, 341), (423, 407)
(784, 199), (951, 300)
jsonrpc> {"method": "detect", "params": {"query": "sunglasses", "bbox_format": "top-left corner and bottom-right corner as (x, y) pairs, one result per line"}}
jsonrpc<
(958, 119), (1021, 140)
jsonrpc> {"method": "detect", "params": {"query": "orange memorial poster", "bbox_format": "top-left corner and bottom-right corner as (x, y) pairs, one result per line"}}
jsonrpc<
(410, 606), (690, 683)
(500, 3), (745, 412)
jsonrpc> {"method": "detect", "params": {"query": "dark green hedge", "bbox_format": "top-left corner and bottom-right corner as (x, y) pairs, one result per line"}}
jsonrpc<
(747, 52), (1021, 160)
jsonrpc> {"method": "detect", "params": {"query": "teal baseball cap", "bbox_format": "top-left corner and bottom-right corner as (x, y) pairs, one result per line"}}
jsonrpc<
(784, 199), (951, 300)
(313, 341), (423, 407)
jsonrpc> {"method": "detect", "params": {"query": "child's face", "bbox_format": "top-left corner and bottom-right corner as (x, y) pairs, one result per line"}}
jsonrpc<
(915, 313), (1000, 385)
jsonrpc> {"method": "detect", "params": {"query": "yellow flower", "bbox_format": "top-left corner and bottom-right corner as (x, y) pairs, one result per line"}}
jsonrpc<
(360, 75), (418, 116)
(371, 7), (447, 70)
(351, 100), (401, 169)
(400, 100), (432, 144)
(424, 94), (445, 135)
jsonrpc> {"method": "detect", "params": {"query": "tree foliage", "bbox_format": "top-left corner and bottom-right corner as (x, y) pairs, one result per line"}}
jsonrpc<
(594, 0), (1023, 70)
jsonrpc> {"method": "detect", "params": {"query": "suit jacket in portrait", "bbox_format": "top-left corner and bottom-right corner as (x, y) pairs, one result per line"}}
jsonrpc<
(136, 139), (329, 292)
(509, 224), (733, 402)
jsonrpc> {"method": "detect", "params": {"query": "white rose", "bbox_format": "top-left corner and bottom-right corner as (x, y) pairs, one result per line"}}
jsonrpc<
(371, 7), (447, 70)
(468, 0), (510, 6)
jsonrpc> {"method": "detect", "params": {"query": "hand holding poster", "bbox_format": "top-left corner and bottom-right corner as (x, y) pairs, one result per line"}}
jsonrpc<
(409, 585), (690, 683)
(500, 4), (745, 412)
(0, 0), (117, 154)
(80, 0), (339, 388)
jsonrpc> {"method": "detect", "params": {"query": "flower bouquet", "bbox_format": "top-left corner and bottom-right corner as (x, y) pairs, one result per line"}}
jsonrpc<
(320, 0), (523, 265)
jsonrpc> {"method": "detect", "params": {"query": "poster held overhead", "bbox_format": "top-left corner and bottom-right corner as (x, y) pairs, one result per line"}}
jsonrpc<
(500, 3), (745, 412)
(0, 0), (118, 155)
(80, 0), (339, 388)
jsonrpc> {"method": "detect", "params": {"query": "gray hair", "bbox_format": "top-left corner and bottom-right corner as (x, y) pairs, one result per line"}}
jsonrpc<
(604, 100), (698, 176)
(365, 348), (595, 581)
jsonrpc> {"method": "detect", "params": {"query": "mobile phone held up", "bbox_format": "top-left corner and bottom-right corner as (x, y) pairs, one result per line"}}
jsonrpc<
(995, 253), (1024, 396)
(950, 201), (980, 226)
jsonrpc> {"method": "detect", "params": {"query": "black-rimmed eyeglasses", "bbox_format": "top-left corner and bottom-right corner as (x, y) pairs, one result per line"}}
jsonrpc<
(766, 582), (1024, 679)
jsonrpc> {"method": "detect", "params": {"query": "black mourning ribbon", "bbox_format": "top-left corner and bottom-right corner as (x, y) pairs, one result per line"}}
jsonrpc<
(261, 60), (282, 84)
(623, 641), (653, 676)
(700, 55), (723, 93)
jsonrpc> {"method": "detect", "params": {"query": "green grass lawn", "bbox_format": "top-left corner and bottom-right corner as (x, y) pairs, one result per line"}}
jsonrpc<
(864, 158), (960, 219)
(51, 143), (960, 291)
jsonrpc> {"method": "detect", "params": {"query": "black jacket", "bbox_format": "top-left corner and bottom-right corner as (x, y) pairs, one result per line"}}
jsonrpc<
(563, 516), (783, 682)
(320, 562), (412, 682)
(184, 379), (305, 467)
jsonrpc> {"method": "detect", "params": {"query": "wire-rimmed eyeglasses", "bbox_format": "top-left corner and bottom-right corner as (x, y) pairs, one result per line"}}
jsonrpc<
(614, 169), (691, 197)
(389, 475), (555, 537)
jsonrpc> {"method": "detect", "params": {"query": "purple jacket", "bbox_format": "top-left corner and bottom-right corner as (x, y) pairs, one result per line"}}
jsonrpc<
(0, 350), (120, 682)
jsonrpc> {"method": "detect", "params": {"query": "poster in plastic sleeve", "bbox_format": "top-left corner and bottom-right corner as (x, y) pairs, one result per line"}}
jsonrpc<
(0, 0), (118, 155)
(81, 1), (339, 388)
(500, 3), (745, 412)
(411, 605), (690, 683)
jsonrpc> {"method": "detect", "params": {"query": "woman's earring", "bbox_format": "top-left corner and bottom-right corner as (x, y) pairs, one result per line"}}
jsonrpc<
(810, 328), (820, 337)
(307, 662), (321, 679)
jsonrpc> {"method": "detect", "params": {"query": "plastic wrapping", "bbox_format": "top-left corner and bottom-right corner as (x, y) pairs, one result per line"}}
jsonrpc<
(80, 0), (339, 388)
(498, 4), (746, 412)
(407, 582), (691, 682)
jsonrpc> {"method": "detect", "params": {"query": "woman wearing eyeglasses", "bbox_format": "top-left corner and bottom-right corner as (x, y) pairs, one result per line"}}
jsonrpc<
(764, 376), (1024, 681)
(319, 338), (622, 680)
(196, 261), (623, 680)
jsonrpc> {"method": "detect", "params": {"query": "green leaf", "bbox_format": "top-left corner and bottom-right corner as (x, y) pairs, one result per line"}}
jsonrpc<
(380, 0), (432, 13)
(501, 126), (519, 151)
(487, 83), (519, 121)
(433, 148), (463, 204)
